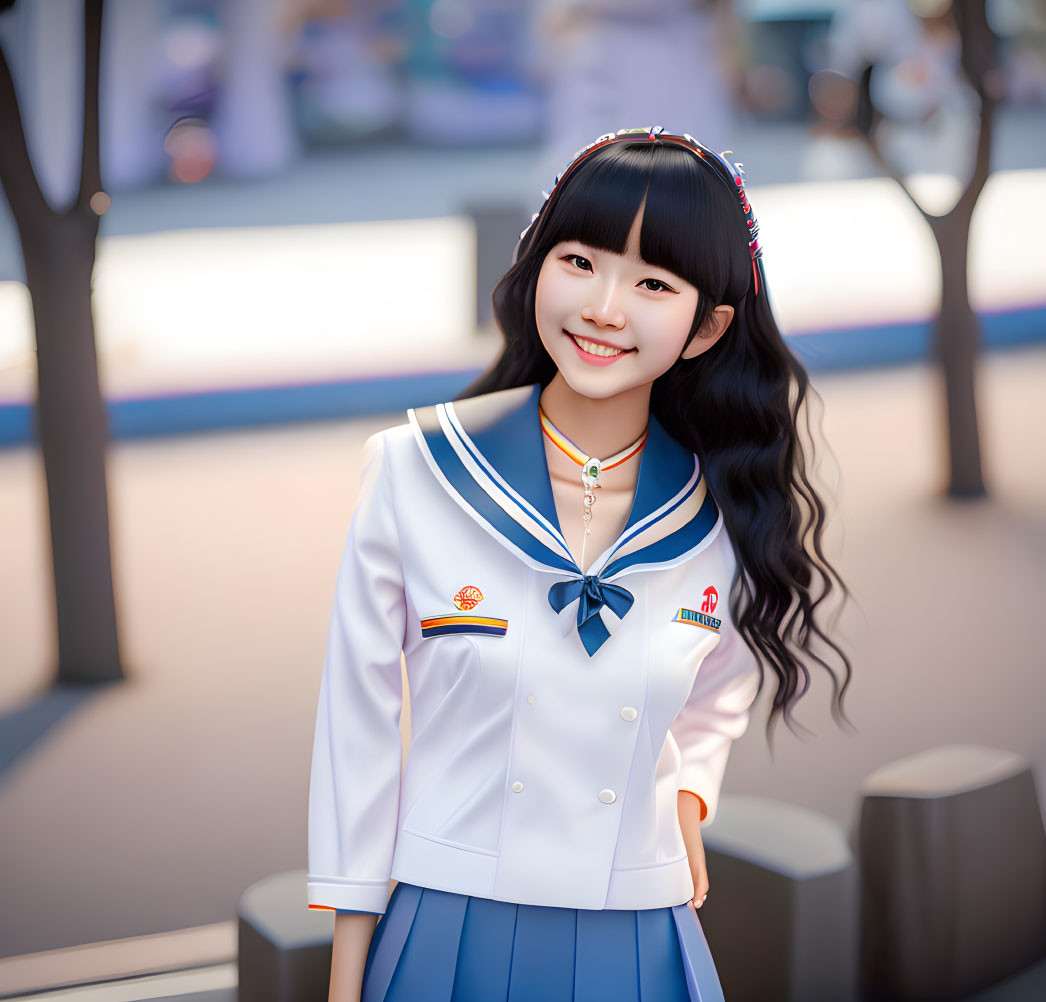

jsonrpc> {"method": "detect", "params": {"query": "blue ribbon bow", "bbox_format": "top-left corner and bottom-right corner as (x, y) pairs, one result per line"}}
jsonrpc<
(548, 574), (635, 657)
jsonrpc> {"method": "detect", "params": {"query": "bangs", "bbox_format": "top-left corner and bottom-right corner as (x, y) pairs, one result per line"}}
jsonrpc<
(528, 142), (750, 304)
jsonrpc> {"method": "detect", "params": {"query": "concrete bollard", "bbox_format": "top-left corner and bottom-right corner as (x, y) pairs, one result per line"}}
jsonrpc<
(238, 869), (332, 1002)
(698, 794), (859, 1002)
(859, 745), (1046, 1000)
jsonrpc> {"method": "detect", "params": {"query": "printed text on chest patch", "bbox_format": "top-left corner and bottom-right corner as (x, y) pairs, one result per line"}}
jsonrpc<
(420, 615), (508, 638)
(673, 608), (722, 632)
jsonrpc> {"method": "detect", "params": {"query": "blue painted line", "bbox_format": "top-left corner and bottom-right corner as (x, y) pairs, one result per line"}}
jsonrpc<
(1, 307), (1043, 449)
(786, 305), (1046, 372)
(0, 370), (484, 448)
(1, 404), (34, 447)
(102, 370), (485, 441)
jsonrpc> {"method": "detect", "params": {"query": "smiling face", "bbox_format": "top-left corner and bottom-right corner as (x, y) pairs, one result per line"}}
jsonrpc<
(534, 198), (717, 401)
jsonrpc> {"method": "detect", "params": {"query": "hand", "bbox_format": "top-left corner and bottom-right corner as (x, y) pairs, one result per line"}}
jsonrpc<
(686, 833), (709, 913)
(677, 790), (709, 913)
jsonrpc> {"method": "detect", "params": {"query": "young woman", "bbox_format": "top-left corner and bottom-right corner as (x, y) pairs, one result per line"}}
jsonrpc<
(308, 126), (854, 1002)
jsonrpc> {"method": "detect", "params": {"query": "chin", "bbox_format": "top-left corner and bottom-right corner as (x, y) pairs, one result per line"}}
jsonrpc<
(559, 365), (638, 401)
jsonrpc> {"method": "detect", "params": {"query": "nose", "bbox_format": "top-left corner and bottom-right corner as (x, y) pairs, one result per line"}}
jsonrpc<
(581, 284), (626, 330)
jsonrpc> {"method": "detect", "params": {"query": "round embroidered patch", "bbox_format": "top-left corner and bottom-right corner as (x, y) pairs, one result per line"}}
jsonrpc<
(453, 585), (484, 611)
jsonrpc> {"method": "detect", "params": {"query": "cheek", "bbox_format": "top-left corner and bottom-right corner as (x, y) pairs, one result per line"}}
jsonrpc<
(645, 299), (695, 349)
(534, 268), (568, 338)
(634, 296), (698, 372)
(662, 294), (699, 351)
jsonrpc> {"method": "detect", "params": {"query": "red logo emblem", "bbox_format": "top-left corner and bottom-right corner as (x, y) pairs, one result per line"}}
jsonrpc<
(701, 586), (718, 614)
(453, 585), (484, 611)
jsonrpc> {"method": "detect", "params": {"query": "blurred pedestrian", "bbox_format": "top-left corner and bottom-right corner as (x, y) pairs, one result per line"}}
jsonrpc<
(530, 0), (742, 189)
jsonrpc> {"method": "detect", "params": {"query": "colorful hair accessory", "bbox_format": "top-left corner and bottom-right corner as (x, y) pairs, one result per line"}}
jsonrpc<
(520, 126), (766, 297)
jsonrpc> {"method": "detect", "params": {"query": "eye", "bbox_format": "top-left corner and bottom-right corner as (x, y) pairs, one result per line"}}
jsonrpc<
(563, 253), (593, 271)
(639, 278), (673, 292)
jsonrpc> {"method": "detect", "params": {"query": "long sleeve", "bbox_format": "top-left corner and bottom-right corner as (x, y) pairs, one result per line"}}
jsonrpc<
(307, 431), (407, 914)
(669, 591), (761, 827)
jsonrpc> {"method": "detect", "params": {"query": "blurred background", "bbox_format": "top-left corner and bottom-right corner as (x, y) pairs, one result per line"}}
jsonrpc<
(0, 0), (1044, 999)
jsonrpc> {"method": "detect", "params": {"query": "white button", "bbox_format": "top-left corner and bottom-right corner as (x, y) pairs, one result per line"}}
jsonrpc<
(620, 706), (637, 721)
(598, 789), (616, 804)
(512, 781), (524, 793)
(526, 694), (535, 704)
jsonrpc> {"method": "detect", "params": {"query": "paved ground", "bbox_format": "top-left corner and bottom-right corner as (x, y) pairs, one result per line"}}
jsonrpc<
(1, 343), (1044, 989)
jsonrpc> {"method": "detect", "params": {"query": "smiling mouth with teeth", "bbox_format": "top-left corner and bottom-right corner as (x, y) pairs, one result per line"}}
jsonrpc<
(568, 332), (635, 357)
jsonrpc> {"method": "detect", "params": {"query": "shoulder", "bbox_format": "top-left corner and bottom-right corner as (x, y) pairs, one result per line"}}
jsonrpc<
(680, 500), (740, 587)
(358, 421), (411, 474)
(364, 419), (414, 454)
(407, 383), (539, 439)
(706, 517), (753, 606)
(364, 382), (539, 479)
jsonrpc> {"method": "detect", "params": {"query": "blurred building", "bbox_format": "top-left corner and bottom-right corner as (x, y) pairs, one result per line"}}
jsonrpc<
(19, 0), (1041, 195)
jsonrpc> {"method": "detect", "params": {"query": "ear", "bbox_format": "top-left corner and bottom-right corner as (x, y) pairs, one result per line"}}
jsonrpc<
(680, 304), (734, 360)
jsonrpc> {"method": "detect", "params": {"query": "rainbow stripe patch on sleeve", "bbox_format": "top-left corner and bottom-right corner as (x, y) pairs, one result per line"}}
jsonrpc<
(672, 608), (721, 632)
(421, 615), (509, 638)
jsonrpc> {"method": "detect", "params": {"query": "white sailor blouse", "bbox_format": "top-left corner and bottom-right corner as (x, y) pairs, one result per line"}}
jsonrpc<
(307, 382), (761, 915)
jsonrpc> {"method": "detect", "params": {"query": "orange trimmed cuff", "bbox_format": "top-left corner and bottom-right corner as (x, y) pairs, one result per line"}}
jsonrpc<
(679, 789), (708, 821)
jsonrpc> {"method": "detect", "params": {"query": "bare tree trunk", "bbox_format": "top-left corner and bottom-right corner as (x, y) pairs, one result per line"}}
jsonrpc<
(24, 219), (122, 682)
(856, 0), (998, 501)
(929, 212), (985, 497)
(0, 0), (123, 684)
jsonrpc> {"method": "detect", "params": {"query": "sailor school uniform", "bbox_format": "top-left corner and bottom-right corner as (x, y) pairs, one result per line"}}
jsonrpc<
(306, 382), (762, 1001)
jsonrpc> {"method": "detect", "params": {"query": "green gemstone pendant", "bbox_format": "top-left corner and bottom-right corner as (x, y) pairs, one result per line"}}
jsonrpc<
(582, 457), (601, 489)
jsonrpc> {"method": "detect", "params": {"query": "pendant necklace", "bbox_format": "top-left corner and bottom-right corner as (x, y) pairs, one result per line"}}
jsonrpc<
(539, 404), (648, 571)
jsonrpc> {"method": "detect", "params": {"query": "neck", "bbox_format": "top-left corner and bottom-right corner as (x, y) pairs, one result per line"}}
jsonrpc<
(538, 373), (651, 458)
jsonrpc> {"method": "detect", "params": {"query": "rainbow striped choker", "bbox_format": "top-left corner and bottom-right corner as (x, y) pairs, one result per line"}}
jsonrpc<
(538, 404), (648, 569)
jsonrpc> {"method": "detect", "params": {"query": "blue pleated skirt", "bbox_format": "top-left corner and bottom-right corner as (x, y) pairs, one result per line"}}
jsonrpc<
(360, 881), (725, 1002)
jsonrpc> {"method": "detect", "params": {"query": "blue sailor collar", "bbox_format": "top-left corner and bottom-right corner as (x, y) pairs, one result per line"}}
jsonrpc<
(407, 382), (723, 656)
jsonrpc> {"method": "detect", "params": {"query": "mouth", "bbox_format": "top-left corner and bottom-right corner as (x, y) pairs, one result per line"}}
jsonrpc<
(565, 330), (636, 365)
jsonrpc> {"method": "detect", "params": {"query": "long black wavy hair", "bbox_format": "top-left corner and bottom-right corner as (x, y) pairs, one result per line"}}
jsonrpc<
(459, 138), (855, 742)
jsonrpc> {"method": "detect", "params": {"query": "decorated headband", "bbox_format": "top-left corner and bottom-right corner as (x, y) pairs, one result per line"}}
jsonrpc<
(520, 125), (765, 296)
